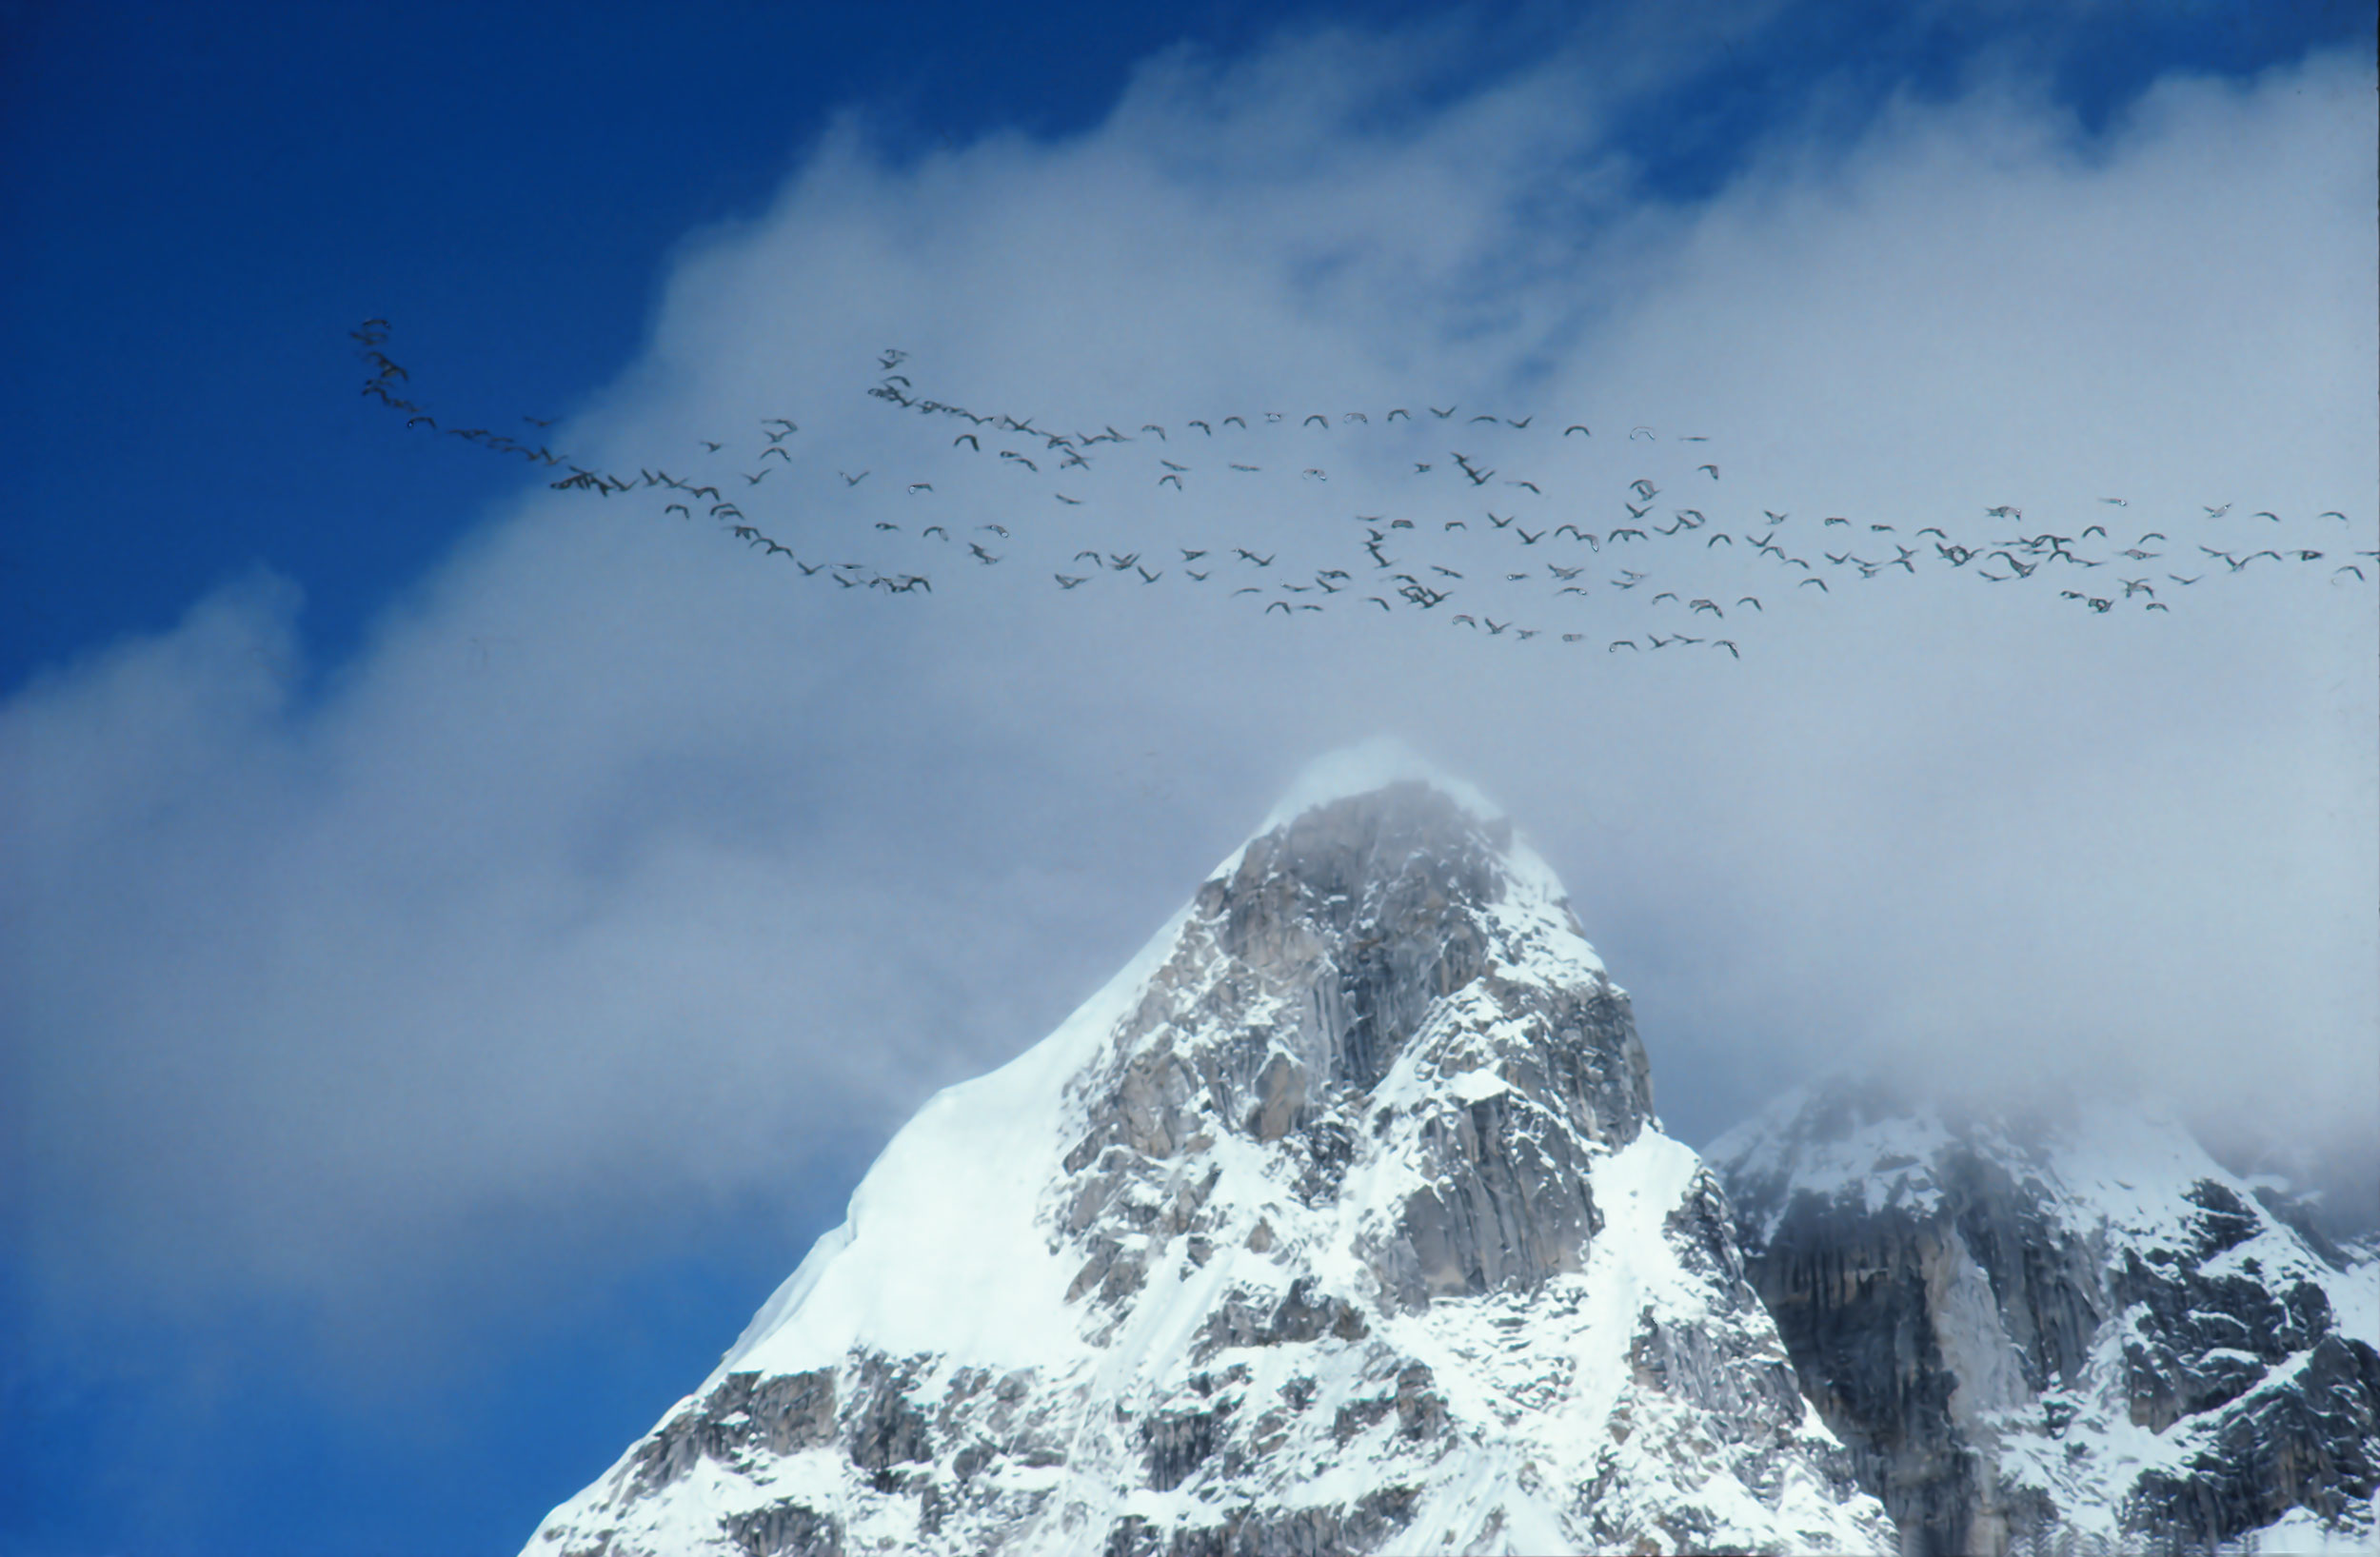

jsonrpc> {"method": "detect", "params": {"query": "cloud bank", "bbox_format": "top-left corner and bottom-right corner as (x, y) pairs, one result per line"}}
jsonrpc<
(4, 22), (2372, 1367)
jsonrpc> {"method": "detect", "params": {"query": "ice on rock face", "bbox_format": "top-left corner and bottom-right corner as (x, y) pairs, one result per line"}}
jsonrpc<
(522, 766), (1894, 1557)
(1711, 1078), (2380, 1557)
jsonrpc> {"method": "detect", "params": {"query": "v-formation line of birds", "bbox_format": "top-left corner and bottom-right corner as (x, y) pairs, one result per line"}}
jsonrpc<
(352, 321), (2375, 659)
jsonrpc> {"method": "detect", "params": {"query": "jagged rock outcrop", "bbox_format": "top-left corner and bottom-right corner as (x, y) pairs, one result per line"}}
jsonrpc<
(1712, 1080), (2380, 1556)
(523, 749), (1894, 1555)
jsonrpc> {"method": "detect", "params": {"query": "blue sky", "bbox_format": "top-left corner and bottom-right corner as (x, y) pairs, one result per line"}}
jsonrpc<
(3, 2), (2374, 1553)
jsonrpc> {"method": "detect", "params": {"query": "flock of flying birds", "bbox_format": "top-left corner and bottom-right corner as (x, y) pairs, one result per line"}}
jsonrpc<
(353, 320), (2374, 659)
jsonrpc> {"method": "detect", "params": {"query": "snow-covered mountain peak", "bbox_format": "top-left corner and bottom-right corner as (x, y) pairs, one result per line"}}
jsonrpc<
(526, 774), (1891, 1555)
(1250, 739), (1505, 837)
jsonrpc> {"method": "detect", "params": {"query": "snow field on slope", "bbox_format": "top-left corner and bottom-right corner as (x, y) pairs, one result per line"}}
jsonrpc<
(718, 898), (1205, 1382)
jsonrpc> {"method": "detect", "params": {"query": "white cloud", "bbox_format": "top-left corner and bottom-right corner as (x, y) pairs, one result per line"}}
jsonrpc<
(4, 29), (2371, 1358)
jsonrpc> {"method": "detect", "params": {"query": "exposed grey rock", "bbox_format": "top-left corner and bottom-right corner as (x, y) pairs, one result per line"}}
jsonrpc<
(1058, 783), (1651, 1319)
(723, 1500), (842, 1557)
(1101, 1486), (1426, 1557)
(625, 1369), (839, 1497)
(844, 1352), (934, 1481)
(1144, 1401), (1231, 1490)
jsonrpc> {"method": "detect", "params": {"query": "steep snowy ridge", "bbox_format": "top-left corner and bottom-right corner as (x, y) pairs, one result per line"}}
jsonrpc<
(525, 758), (1893, 1556)
(1711, 1083), (2380, 1556)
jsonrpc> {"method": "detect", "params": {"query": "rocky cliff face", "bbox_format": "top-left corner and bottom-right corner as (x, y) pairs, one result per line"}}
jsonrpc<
(523, 758), (1894, 1555)
(1711, 1082), (2380, 1556)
